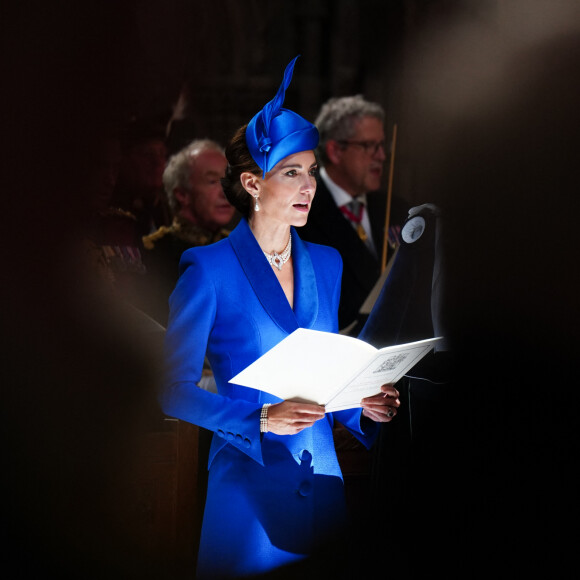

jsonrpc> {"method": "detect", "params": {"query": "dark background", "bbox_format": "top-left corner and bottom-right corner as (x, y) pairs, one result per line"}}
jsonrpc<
(2, 1), (578, 578)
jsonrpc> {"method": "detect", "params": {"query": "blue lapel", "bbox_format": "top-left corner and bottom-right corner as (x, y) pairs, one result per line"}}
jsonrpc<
(228, 218), (318, 334)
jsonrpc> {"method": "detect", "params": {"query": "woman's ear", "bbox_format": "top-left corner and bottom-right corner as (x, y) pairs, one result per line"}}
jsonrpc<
(240, 171), (261, 195)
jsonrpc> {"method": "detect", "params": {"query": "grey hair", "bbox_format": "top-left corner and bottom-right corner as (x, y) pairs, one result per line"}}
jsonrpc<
(163, 138), (224, 213)
(315, 95), (385, 165)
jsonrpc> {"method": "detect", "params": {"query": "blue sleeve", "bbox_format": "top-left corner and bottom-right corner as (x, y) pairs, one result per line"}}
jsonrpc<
(161, 250), (265, 465)
(333, 408), (380, 449)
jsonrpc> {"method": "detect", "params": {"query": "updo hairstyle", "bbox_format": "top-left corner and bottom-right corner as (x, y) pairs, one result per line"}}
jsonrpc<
(222, 124), (262, 219)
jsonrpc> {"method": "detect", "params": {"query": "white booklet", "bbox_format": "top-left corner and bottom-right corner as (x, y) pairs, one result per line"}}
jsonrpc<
(229, 328), (443, 412)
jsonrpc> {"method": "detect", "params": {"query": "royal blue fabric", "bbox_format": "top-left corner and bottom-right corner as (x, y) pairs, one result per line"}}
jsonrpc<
(162, 218), (379, 578)
(246, 56), (319, 175)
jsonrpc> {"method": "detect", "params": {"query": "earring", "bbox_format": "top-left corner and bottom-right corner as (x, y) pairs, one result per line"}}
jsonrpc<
(254, 195), (260, 212)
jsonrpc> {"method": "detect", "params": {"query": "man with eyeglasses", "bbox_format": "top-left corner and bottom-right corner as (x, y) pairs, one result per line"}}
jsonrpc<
(299, 94), (408, 335)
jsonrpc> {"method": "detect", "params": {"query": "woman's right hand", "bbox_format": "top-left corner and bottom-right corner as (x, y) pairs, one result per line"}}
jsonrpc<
(265, 401), (325, 435)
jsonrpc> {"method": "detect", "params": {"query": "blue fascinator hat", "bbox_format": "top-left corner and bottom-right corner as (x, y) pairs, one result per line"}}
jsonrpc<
(246, 56), (319, 176)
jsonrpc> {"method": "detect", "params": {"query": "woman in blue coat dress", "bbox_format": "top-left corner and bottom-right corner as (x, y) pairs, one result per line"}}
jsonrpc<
(161, 57), (401, 578)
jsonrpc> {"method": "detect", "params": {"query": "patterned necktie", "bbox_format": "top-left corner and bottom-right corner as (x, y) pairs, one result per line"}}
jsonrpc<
(341, 199), (367, 242)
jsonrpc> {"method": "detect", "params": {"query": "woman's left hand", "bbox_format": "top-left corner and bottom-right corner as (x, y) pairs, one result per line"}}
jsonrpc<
(361, 384), (400, 422)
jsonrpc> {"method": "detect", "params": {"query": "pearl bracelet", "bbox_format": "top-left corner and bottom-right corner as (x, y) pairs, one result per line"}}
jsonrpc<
(260, 404), (272, 433)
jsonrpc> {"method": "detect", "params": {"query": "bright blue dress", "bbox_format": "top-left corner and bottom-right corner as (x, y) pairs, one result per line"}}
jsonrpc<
(162, 218), (379, 578)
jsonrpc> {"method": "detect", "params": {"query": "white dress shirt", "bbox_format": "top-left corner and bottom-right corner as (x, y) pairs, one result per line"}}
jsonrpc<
(319, 167), (377, 257)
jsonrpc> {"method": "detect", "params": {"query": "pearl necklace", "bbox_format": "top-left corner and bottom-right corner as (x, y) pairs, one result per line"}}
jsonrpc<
(263, 235), (292, 271)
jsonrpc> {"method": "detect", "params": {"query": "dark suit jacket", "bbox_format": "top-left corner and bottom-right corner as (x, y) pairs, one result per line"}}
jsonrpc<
(299, 177), (407, 333)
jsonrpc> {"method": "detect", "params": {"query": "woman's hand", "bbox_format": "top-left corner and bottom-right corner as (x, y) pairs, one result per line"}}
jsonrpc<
(265, 401), (325, 435)
(361, 384), (400, 422)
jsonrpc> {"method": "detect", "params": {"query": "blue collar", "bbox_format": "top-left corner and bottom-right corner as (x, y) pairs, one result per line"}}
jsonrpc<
(228, 218), (318, 334)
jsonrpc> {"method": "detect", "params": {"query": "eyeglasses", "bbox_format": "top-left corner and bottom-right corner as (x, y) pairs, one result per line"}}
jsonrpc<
(337, 139), (386, 156)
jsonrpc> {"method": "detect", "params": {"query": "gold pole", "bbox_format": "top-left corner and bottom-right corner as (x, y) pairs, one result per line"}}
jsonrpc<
(381, 123), (397, 273)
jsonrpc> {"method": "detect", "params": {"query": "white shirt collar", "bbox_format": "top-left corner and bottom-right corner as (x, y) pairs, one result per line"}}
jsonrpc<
(319, 166), (367, 208)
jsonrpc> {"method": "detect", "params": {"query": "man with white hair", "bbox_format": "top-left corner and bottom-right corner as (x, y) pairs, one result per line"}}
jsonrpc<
(299, 95), (408, 335)
(143, 139), (237, 326)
